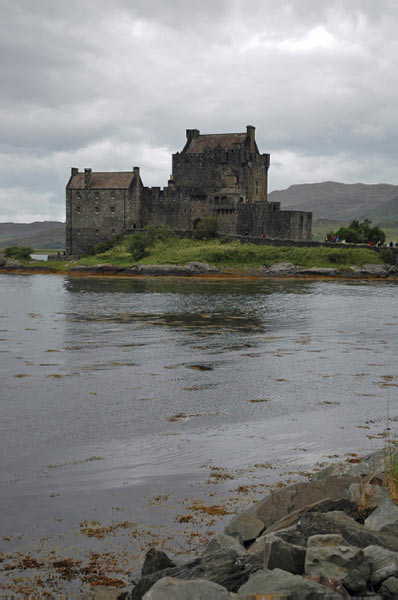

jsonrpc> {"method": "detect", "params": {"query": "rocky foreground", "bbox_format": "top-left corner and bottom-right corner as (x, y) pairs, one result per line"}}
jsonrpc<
(1, 256), (398, 279)
(96, 448), (398, 599)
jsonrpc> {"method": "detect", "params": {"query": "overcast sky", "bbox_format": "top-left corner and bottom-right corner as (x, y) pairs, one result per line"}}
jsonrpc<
(1, 0), (397, 222)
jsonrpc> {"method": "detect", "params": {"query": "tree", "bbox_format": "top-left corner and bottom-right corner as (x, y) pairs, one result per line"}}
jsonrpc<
(335, 219), (386, 244)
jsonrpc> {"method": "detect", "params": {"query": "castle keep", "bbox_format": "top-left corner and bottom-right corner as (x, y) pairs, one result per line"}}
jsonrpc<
(66, 126), (312, 255)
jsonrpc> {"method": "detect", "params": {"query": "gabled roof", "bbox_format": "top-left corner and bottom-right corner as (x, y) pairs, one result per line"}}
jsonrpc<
(67, 172), (136, 190)
(184, 133), (247, 154)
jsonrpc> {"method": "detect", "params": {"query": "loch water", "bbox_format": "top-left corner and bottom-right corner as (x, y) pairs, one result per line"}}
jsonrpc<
(0, 274), (397, 591)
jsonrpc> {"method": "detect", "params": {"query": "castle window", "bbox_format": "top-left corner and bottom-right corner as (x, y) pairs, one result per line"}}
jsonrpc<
(111, 206), (115, 213)
(255, 181), (259, 195)
(76, 192), (81, 199)
(111, 191), (116, 198)
(95, 206), (100, 214)
(95, 192), (100, 198)
(239, 197), (244, 204)
(76, 206), (81, 213)
(111, 229), (115, 235)
(95, 229), (99, 235)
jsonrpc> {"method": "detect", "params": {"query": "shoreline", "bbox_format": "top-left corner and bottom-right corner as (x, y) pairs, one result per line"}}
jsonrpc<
(1, 263), (398, 281)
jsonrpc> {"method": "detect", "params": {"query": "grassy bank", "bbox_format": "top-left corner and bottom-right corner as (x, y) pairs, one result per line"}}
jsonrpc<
(76, 236), (384, 271)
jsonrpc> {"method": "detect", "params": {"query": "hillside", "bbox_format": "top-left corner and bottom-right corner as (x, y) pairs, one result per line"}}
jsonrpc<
(0, 221), (65, 249)
(269, 181), (398, 224)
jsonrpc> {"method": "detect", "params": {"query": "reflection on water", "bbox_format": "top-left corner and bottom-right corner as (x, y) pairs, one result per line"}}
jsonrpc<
(0, 274), (397, 592)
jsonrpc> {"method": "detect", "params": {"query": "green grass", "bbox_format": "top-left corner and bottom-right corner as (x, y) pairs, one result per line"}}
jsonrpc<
(77, 236), (384, 271)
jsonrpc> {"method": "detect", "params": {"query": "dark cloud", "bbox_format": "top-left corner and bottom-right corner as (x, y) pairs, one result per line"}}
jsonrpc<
(0, 0), (397, 220)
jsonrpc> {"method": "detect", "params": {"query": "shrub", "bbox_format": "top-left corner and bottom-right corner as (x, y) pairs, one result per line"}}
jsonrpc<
(128, 232), (151, 260)
(5, 246), (33, 260)
(193, 217), (218, 240)
(144, 223), (175, 243)
(128, 224), (176, 261)
(379, 248), (393, 264)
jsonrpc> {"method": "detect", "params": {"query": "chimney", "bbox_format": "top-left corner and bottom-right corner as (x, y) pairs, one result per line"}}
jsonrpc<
(186, 129), (200, 142)
(168, 174), (175, 188)
(246, 125), (255, 152)
(84, 168), (92, 188)
(133, 166), (140, 179)
(71, 167), (78, 177)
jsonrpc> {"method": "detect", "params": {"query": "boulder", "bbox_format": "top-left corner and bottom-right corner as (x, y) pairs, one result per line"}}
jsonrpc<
(307, 534), (345, 548)
(365, 499), (398, 532)
(227, 476), (357, 538)
(347, 482), (389, 511)
(264, 497), (358, 536)
(141, 549), (176, 577)
(363, 545), (398, 585)
(142, 577), (232, 599)
(297, 511), (398, 552)
(129, 550), (263, 599)
(361, 264), (387, 276)
(266, 262), (297, 274)
(380, 576), (398, 599)
(345, 448), (397, 479)
(224, 513), (265, 544)
(248, 533), (305, 574)
(305, 540), (370, 593)
(267, 524), (308, 548)
(238, 568), (342, 599)
(305, 576), (350, 599)
(263, 535), (306, 575)
(202, 534), (247, 557)
(186, 262), (219, 274)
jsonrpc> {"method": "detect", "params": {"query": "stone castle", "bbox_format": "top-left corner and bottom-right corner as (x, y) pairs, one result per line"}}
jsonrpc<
(66, 126), (312, 256)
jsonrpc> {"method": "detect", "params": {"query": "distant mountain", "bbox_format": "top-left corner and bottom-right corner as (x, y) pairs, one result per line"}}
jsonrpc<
(0, 221), (65, 249)
(268, 182), (398, 224)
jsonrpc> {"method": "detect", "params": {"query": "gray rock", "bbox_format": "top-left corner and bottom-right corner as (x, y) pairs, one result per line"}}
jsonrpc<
(130, 550), (263, 599)
(227, 476), (357, 538)
(248, 533), (305, 575)
(187, 262), (219, 274)
(387, 265), (398, 274)
(238, 568), (342, 599)
(307, 534), (345, 548)
(305, 541), (370, 593)
(363, 545), (398, 585)
(297, 511), (398, 552)
(141, 549), (176, 577)
(361, 264), (387, 275)
(365, 499), (398, 532)
(268, 524), (308, 548)
(347, 482), (389, 511)
(263, 535), (306, 575)
(380, 576), (398, 599)
(224, 513), (265, 544)
(345, 448), (397, 479)
(203, 534), (247, 557)
(142, 577), (232, 599)
(267, 262), (297, 273)
(311, 463), (348, 482)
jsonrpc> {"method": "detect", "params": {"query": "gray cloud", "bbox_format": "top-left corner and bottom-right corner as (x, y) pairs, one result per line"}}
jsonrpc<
(1, 0), (397, 221)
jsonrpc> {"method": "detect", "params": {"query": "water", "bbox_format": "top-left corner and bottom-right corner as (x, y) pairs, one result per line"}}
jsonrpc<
(0, 274), (397, 594)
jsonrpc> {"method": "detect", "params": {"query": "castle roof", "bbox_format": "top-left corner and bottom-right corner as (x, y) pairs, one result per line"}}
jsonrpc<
(67, 172), (136, 189)
(184, 132), (247, 154)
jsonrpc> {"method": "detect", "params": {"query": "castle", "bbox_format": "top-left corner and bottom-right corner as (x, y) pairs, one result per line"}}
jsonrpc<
(66, 126), (312, 256)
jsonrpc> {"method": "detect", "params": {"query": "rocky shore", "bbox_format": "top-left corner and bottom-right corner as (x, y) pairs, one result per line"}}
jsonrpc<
(1, 256), (398, 280)
(96, 448), (398, 599)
